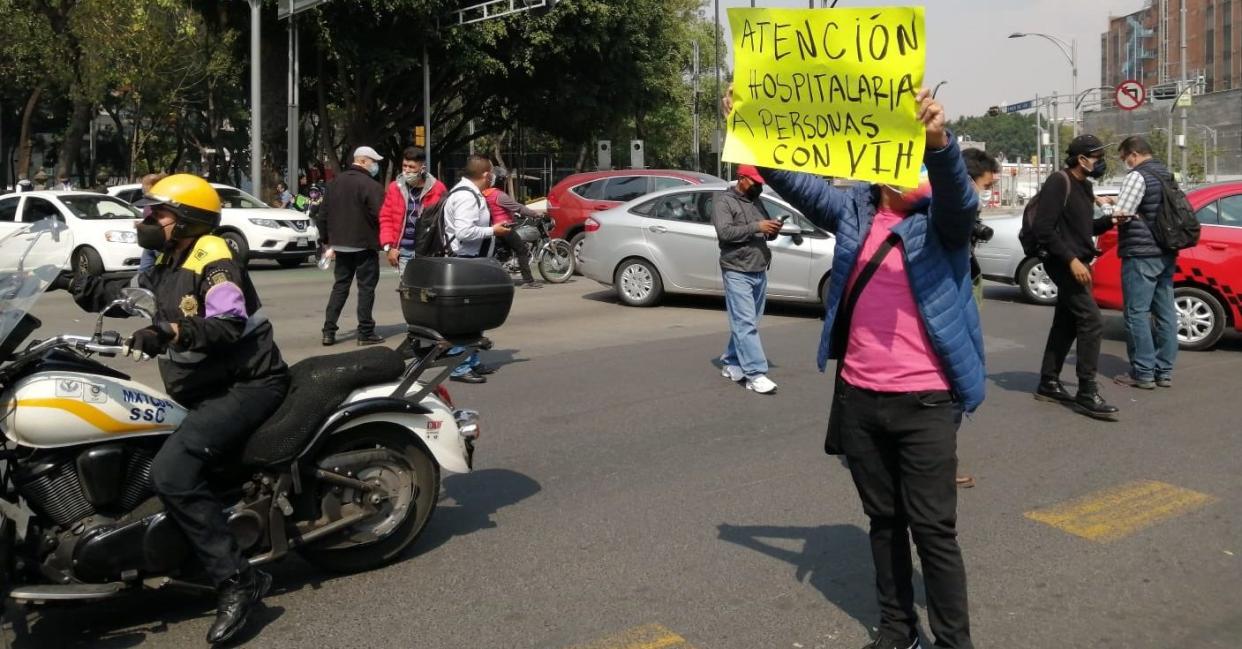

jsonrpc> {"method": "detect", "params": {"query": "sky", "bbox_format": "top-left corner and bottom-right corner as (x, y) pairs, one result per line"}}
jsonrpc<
(717, 0), (1145, 118)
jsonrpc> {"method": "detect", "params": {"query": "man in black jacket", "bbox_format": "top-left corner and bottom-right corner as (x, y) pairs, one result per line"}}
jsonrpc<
(1033, 134), (1122, 420)
(320, 145), (386, 346)
(1112, 136), (1178, 390)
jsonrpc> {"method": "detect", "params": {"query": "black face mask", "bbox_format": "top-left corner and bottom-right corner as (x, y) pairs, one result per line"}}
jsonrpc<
(136, 219), (170, 251)
(1086, 158), (1107, 179)
(744, 184), (763, 200)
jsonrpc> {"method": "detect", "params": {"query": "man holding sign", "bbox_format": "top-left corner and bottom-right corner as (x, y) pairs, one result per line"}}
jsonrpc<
(724, 7), (980, 649)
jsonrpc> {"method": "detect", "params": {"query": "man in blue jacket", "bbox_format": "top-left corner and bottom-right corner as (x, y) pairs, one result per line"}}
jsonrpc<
(730, 88), (982, 649)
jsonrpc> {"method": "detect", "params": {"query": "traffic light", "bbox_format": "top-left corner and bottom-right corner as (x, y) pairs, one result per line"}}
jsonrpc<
(987, 106), (1001, 117)
(414, 126), (425, 148)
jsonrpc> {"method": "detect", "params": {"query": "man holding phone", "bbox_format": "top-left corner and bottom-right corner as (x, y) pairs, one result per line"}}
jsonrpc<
(713, 165), (784, 395)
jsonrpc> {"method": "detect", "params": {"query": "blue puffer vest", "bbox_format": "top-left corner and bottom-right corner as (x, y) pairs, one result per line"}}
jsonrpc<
(1119, 159), (1173, 258)
(761, 139), (985, 412)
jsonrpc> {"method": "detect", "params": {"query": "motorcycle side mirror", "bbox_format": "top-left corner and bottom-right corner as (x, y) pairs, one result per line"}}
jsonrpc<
(120, 287), (157, 320)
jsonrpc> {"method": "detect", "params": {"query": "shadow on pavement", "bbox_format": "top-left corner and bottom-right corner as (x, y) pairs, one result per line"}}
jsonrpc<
(717, 522), (918, 634)
(414, 468), (542, 556)
(582, 289), (822, 318)
(987, 370), (1042, 394)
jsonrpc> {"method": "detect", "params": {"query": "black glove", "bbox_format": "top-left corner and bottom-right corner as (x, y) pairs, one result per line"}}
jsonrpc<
(128, 322), (175, 358)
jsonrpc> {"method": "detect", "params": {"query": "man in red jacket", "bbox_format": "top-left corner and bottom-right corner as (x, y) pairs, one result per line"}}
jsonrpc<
(379, 147), (447, 274)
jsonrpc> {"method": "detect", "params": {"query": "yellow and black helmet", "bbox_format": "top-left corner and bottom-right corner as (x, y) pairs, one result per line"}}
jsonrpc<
(135, 174), (222, 240)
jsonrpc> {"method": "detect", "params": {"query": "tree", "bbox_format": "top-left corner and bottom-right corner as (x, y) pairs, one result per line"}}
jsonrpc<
(949, 112), (1038, 161)
(0, 0), (68, 182)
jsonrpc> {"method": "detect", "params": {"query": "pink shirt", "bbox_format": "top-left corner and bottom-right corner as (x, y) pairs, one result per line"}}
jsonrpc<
(840, 208), (950, 392)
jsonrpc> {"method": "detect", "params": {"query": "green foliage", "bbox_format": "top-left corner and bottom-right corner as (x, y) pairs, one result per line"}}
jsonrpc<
(949, 112), (1038, 161)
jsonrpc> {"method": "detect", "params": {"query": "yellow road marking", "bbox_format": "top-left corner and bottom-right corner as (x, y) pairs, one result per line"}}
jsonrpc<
(564, 624), (696, 649)
(1025, 480), (1216, 542)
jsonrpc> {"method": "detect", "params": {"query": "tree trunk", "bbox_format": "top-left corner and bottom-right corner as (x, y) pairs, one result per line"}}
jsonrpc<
(16, 86), (44, 180)
(58, 100), (92, 178)
(491, 134), (515, 195)
(574, 142), (588, 173)
(317, 48), (340, 172)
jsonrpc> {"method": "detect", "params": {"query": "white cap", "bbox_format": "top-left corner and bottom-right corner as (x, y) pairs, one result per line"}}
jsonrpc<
(353, 146), (384, 161)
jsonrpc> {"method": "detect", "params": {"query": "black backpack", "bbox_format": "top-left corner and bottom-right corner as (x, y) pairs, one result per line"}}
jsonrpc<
(1018, 171), (1070, 258)
(414, 186), (479, 258)
(1137, 170), (1200, 252)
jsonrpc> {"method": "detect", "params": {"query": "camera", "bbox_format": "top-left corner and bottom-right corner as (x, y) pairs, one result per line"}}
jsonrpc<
(971, 220), (994, 244)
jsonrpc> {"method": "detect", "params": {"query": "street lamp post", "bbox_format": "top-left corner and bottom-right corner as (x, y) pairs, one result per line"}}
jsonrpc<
(248, 0), (262, 197)
(1009, 32), (1078, 135)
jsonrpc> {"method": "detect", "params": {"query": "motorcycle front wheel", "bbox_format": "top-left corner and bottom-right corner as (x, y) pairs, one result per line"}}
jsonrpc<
(298, 426), (439, 573)
(537, 239), (575, 284)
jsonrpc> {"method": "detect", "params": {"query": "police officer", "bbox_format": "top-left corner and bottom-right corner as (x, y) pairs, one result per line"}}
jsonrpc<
(72, 174), (289, 645)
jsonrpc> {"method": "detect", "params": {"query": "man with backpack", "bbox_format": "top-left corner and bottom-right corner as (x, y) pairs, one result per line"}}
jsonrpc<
(441, 154), (511, 384)
(1112, 136), (1190, 389)
(1029, 134), (1123, 421)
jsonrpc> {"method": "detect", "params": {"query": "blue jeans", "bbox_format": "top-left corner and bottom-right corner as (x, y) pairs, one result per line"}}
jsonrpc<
(138, 249), (158, 273)
(721, 269), (769, 378)
(397, 249), (414, 276)
(1121, 254), (1178, 381)
(449, 347), (480, 377)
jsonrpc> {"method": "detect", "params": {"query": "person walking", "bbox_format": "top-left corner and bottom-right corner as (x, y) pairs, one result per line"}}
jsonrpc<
(443, 154), (511, 384)
(379, 147), (447, 275)
(484, 166), (545, 288)
(731, 87), (982, 649)
(1112, 135), (1178, 390)
(1033, 134), (1121, 421)
(713, 164), (782, 395)
(320, 146), (386, 346)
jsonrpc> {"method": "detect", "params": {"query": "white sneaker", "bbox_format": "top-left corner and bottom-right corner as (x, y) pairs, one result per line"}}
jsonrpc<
(746, 375), (777, 394)
(721, 364), (744, 382)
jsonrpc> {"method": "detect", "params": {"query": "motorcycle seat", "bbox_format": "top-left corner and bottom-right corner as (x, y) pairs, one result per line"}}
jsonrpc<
(242, 346), (405, 466)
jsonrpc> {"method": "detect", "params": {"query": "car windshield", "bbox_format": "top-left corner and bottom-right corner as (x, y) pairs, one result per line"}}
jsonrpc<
(215, 187), (267, 209)
(0, 221), (74, 354)
(59, 195), (141, 220)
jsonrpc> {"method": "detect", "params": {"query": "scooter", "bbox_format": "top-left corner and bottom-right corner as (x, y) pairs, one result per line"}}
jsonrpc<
(0, 222), (487, 644)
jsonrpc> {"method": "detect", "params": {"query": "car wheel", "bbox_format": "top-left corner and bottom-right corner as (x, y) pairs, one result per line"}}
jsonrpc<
(614, 258), (663, 307)
(219, 231), (249, 266)
(569, 231), (587, 275)
(277, 257), (305, 268)
(1175, 287), (1226, 351)
(72, 246), (104, 277)
(1017, 257), (1057, 305)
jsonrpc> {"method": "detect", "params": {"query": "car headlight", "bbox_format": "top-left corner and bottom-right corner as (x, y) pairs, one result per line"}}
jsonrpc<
(248, 218), (281, 228)
(105, 230), (137, 243)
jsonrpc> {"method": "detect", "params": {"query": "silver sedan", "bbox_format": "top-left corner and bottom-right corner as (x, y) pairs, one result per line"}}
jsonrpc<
(578, 184), (835, 307)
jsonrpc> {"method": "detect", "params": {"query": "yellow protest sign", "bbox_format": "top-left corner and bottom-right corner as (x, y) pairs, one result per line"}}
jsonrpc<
(723, 7), (927, 187)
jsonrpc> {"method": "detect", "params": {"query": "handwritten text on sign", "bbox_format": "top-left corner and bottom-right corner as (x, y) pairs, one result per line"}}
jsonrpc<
(723, 7), (927, 187)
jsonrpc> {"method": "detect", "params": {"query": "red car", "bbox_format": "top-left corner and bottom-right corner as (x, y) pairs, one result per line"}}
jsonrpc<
(1093, 181), (1242, 350)
(546, 169), (720, 263)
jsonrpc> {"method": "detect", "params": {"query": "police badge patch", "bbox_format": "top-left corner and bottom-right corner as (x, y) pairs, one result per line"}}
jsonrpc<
(179, 294), (199, 317)
(207, 269), (231, 286)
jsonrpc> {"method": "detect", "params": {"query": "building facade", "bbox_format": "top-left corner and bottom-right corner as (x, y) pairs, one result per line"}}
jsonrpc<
(1102, 0), (1241, 93)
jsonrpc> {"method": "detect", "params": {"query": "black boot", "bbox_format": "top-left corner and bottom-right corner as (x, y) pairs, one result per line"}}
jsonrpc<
(1073, 383), (1120, 422)
(1034, 378), (1073, 403)
(207, 568), (272, 645)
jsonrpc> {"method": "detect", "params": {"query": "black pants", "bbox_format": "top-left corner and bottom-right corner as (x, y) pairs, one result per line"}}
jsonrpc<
(323, 250), (380, 335)
(499, 229), (534, 282)
(1039, 258), (1102, 386)
(839, 382), (973, 649)
(150, 373), (289, 586)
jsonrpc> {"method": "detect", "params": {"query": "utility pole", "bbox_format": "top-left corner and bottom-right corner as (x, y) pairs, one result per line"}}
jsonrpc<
(248, 0), (262, 197)
(692, 39), (700, 172)
(423, 46), (432, 172)
(1179, 0), (1188, 178)
(714, 0), (722, 178)
(1034, 93), (1043, 189)
(287, 7), (300, 192)
(1052, 94), (1060, 165)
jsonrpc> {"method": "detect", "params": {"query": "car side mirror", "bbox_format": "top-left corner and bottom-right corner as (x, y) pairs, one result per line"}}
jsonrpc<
(778, 222), (801, 236)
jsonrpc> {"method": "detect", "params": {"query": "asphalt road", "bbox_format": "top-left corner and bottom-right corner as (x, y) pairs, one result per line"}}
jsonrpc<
(11, 261), (1242, 649)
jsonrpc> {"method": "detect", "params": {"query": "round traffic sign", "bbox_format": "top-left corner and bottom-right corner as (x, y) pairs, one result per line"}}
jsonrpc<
(1115, 80), (1146, 111)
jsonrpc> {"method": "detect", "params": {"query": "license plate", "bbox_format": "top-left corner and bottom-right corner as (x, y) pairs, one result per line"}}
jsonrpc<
(297, 237), (308, 246)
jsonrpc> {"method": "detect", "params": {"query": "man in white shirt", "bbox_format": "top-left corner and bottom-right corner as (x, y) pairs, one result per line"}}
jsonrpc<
(445, 155), (510, 258)
(443, 154), (510, 384)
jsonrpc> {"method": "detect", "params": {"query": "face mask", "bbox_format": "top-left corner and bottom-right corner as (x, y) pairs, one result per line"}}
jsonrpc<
(136, 218), (170, 251)
(1087, 158), (1107, 179)
(368, 162), (380, 177)
(744, 183), (763, 200)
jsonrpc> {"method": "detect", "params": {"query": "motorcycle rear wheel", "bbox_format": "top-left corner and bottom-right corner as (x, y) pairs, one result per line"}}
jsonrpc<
(538, 239), (575, 284)
(299, 426), (439, 573)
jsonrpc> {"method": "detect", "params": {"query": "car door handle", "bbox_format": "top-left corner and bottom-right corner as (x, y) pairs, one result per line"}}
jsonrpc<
(593, 205), (609, 211)
(648, 225), (668, 233)
(1206, 243), (1228, 251)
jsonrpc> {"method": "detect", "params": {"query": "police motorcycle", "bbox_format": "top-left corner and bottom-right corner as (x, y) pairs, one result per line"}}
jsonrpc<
(0, 220), (510, 641)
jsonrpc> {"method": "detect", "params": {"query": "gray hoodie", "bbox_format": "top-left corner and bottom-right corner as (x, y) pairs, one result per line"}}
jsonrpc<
(713, 186), (772, 273)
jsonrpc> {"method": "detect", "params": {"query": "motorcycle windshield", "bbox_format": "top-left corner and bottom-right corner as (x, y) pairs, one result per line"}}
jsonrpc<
(0, 220), (74, 353)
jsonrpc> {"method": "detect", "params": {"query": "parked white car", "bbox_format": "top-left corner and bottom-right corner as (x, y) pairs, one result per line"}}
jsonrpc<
(0, 191), (143, 277)
(109, 183), (317, 267)
(579, 183), (835, 307)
